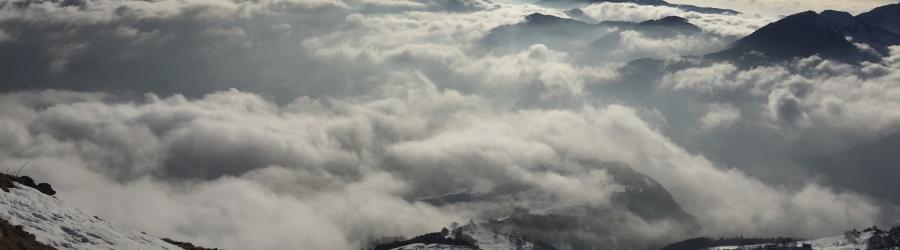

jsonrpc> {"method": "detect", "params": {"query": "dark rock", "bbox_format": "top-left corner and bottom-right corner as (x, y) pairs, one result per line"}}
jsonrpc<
(0, 173), (58, 197)
(0, 217), (56, 250)
(18, 176), (36, 187)
(36, 183), (56, 196)
(162, 238), (221, 250)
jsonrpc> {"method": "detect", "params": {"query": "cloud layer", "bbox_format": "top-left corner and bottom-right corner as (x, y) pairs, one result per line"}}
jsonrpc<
(1, 0), (899, 249)
(0, 84), (889, 248)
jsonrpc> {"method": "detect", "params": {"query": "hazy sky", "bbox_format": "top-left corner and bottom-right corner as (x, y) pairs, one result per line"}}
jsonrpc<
(668, 0), (898, 16)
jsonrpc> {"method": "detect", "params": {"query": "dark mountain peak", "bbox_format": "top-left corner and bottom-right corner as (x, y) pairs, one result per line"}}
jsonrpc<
(525, 13), (564, 23)
(819, 10), (858, 31)
(479, 12), (602, 51)
(792, 10), (818, 17)
(641, 16), (688, 24)
(706, 9), (900, 65)
(866, 3), (900, 11)
(564, 0), (740, 15)
(591, 0), (668, 5)
(820, 9), (852, 18)
(777, 10), (820, 25)
(574, 0), (738, 14)
(820, 10), (854, 22)
(660, 15), (688, 22)
(524, 13), (585, 26)
(857, 3), (900, 34)
(641, 15), (689, 25)
(636, 16), (702, 34)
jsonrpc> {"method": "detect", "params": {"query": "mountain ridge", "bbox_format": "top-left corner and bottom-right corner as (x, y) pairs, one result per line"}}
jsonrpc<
(707, 6), (900, 66)
(550, 0), (739, 15)
(857, 3), (900, 34)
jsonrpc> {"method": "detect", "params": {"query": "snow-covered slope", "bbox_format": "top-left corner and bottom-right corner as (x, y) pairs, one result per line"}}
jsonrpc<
(663, 227), (900, 250)
(461, 224), (539, 250)
(803, 231), (873, 250)
(0, 183), (181, 250)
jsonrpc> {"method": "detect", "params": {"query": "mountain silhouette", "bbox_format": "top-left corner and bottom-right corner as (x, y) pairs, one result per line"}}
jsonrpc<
(571, 0), (738, 15)
(481, 13), (704, 55)
(708, 9), (900, 65)
(857, 3), (900, 34)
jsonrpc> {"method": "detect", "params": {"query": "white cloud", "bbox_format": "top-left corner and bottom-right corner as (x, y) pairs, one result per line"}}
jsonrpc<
(701, 103), (741, 129)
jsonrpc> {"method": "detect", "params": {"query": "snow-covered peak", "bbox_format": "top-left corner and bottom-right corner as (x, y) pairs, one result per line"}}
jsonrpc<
(0, 183), (182, 250)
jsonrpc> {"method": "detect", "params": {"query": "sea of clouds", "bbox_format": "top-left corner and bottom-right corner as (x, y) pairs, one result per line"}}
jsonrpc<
(1, 0), (899, 249)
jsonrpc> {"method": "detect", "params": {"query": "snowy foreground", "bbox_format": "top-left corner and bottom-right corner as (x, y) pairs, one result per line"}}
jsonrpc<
(388, 225), (889, 250)
(708, 232), (875, 250)
(384, 224), (537, 250)
(804, 232), (874, 250)
(0, 183), (181, 249)
(0, 181), (887, 250)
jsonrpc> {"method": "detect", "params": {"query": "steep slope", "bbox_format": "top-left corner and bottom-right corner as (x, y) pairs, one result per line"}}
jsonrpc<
(0, 174), (193, 249)
(707, 11), (854, 64)
(0, 183), (182, 249)
(818, 10), (900, 54)
(707, 9), (900, 65)
(804, 132), (900, 205)
(857, 3), (900, 34)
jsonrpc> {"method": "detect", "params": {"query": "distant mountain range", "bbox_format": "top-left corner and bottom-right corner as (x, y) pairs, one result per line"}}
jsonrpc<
(507, 3), (900, 67)
(481, 13), (708, 56)
(708, 6), (900, 66)
(539, 0), (739, 15)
